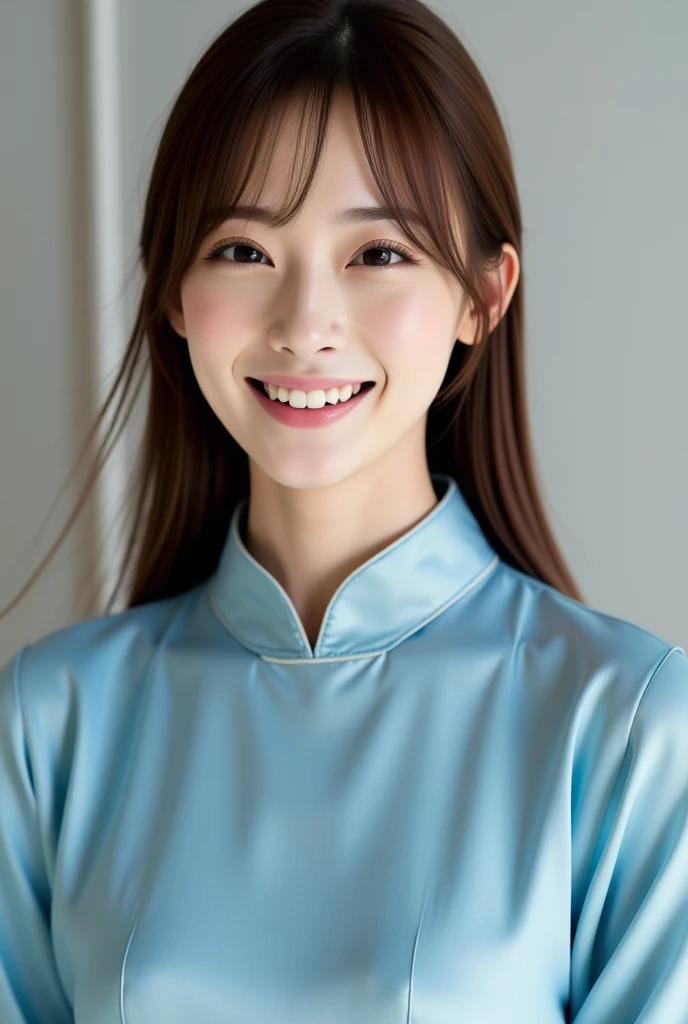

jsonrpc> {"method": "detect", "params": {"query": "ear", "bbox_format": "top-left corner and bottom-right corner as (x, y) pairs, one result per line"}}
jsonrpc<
(456, 243), (520, 345)
(166, 292), (188, 339)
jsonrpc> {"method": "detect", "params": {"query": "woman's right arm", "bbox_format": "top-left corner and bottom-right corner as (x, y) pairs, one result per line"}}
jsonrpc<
(0, 647), (73, 1023)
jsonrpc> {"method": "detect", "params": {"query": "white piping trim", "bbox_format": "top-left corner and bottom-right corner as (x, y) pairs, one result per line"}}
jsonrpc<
(82, 0), (129, 613)
(210, 553), (501, 664)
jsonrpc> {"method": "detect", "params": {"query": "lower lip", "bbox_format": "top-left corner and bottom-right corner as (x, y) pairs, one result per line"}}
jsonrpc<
(246, 379), (376, 429)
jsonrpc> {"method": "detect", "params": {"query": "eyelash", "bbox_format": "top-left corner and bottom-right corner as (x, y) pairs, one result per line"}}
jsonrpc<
(202, 236), (422, 268)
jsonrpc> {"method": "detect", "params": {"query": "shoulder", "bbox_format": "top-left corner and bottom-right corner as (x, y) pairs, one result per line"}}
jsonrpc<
(0, 584), (220, 874)
(0, 586), (209, 833)
(485, 562), (687, 746)
(490, 565), (688, 842)
(1, 584), (204, 728)
(494, 559), (681, 677)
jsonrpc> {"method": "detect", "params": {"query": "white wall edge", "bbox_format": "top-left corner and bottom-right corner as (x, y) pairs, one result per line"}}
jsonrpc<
(82, 0), (130, 615)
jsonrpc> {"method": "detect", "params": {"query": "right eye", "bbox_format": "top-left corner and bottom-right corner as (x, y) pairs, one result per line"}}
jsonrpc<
(203, 238), (269, 265)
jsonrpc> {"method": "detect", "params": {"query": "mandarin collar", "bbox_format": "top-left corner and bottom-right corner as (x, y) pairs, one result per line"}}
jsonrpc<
(207, 473), (499, 662)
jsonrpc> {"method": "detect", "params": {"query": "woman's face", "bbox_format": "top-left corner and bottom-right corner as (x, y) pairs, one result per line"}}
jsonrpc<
(167, 93), (482, 492)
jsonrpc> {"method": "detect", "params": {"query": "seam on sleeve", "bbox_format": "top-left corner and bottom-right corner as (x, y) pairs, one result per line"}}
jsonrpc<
(11, 643), (35, 795)
(10, 640), (73, 1014)
(618, 645), (685, 761)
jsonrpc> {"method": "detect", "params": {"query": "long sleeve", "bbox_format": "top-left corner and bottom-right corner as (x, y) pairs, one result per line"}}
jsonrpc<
(570, 645), (688, 1022)
(0, 647), (73, 1023)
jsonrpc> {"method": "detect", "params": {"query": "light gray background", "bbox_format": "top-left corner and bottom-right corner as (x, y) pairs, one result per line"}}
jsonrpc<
(1, 0), (686, 666)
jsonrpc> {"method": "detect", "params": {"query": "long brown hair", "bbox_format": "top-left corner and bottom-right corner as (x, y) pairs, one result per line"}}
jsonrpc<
(0, 0), (583, 626)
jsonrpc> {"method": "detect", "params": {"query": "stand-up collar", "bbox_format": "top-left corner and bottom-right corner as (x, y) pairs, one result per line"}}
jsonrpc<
(207, 473), (499, 662)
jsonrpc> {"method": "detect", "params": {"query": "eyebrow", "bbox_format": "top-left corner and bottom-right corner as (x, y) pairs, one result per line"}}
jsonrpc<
(218, 203), (424, 229)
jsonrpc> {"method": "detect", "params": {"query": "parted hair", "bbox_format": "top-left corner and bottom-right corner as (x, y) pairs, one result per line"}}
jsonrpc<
(0, 0), (583, 626)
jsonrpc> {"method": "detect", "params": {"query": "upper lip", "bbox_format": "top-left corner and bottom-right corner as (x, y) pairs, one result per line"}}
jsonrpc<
(248, 375), (373, 391)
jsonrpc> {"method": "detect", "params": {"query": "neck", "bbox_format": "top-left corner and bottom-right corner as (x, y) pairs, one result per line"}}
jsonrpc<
(242, 456), (439, 647)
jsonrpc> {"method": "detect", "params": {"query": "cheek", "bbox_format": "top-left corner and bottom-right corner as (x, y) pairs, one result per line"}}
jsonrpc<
(363, 287), (455, 372)
(181, 281), (247, 357)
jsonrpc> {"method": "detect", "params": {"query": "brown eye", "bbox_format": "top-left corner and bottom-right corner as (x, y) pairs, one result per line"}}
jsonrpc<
(351, 244), (412, 267)
(202, 236), (421, 268)
(203, 239), (268, 264)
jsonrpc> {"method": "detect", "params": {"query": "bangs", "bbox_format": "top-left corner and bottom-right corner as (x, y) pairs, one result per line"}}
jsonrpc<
(187, 80), (467, 282)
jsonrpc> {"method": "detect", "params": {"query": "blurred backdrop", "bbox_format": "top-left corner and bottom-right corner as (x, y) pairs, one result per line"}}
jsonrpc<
(0, 0), (686, 664)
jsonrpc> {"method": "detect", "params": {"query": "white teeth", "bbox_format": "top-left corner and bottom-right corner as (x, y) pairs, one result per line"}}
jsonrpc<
(263, 381), (365, 408)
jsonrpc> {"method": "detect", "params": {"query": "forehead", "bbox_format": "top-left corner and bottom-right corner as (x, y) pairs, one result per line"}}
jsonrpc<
(239, 92), (381, 213)
(212, 90), (466, 259)
(217, 203), (427, 237)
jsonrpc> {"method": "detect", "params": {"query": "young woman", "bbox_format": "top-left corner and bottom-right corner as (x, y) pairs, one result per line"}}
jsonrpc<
(1, 1), (686, 1021)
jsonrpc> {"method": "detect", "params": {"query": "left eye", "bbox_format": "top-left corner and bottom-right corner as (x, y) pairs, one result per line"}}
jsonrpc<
(202, 238), (419, 267)
(352, 245), (413, 267)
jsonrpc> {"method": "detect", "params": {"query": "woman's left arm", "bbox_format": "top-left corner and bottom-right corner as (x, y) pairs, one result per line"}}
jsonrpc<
(570, 646), (688, 1022)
